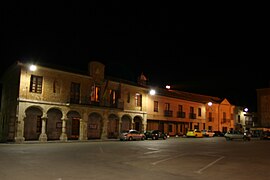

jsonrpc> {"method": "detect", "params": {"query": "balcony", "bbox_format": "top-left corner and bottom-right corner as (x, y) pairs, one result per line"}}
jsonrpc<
(164, 110), (173, 117)
(189, 113), (196, 119)
(177, 111), (186, 118)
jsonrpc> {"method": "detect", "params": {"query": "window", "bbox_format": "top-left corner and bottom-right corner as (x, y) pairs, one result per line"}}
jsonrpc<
(198, 108), (201, 117)
(222, 112), (227, 123)
(165, 103), (170, 111)
(90, 84), (101, 102)
(53, 80), (60, 93)
(109, 89), (116, 105)
(178, 105), (183, 112)
(127, 92), (130, 103)
(70, 82), (80, 103)
(154, 101), (158, 112)
(135, 93), (142, 106)
(190, 106), (194, 113)
(223, 112), (226, 119)
(209, 112), (213, 122)
(94, 86), (101, 102)
(30, 75), (43, 93)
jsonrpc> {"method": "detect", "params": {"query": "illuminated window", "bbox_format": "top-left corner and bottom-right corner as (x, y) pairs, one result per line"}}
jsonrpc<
(94, 86), (101, 102)
(110, 89), (116, 105)
(30, 75), (43, 93)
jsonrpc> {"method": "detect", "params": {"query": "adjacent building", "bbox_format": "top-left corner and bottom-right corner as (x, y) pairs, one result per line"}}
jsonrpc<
(0, 61), (239, 143)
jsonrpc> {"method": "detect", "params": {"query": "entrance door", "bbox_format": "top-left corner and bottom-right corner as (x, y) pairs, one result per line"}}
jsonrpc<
(71, 118), (80, 139)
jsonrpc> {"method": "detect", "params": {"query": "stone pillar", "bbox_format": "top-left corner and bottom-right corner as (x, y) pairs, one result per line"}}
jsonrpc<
(101, 114), (108, 140)
(142, 113), (147, 132)
(60, 118), (68, 142)
(79, 114), (88, 141)
(119, 117), (122, 136)
(39, 117), (48, 142)
(14, 115), (25, 143)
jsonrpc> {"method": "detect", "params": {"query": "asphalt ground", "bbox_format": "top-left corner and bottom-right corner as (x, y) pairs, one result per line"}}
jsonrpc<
(0, 137), (269, 180)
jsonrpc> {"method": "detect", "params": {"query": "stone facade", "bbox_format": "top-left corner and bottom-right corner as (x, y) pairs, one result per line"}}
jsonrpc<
(0, 61), (237, 143)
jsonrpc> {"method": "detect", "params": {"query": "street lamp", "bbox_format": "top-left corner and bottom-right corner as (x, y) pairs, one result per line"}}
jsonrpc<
(149, 89), (156, 95)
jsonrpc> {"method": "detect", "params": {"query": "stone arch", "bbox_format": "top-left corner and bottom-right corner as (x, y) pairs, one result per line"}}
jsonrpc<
(66, 110), (81, 140)
(107, 114), (119, 139)
(24, 106), (43, 140)
(87, 112), (103, 139)
(46, 108), (63, 140)
(120, 114), (132, 132)
(134, 115), (143, 132)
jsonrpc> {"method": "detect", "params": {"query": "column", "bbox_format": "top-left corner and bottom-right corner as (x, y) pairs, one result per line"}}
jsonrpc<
(79, 113), (88, 140)
(142, 113), (147, 132)
(60, 118), (68, 142)
(101, 114), (108, 140)
(39, 117), (48, 142)
(14, 115), (25, 143)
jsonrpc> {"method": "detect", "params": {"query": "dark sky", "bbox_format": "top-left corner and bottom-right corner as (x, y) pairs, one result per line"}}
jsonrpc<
(1, 2), (269, 112)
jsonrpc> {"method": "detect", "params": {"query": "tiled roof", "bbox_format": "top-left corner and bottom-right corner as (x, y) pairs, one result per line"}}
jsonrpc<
(156, 88), (222, 104)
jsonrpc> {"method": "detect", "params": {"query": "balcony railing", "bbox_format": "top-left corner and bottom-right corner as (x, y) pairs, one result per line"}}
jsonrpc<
(164, 110), (173, 117)
(69, 96), (124, 109)
(189, 113), (196, 119)
(177, 111), (186, 118)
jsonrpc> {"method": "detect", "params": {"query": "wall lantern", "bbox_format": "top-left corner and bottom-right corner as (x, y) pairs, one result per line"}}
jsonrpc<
(29, 65), (37, 71)
(149, 89), (156, 95)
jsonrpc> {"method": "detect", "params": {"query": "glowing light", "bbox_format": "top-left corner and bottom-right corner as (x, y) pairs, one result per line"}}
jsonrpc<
(29, 65), (37, 71)
(244, 108), (248, 112)
(208, 102), (212, 106)
(166, 85), (170, 89)
(149, 89), (156, 95)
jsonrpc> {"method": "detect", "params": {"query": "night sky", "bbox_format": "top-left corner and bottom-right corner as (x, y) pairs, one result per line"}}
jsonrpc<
(1, 2), (269, 112)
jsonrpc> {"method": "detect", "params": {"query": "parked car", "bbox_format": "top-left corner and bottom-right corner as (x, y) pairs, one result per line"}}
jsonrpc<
(144, 130), (167, 140)
(224, 130), (251, 141)
(260, 131), (270, 140)
(201, 130), (215, 137)
(119, 130), (146, 141)
(186, 129), (203, 138)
